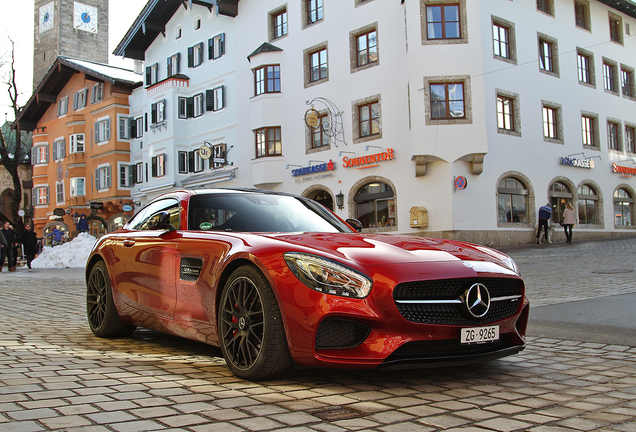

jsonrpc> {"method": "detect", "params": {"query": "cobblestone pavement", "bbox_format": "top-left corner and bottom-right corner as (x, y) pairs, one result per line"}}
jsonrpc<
(1, 237), (635, 432)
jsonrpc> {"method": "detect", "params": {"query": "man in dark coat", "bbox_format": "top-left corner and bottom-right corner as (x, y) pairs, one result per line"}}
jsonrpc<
(0, 221), (17, 271)
(20, 223), (38, 270)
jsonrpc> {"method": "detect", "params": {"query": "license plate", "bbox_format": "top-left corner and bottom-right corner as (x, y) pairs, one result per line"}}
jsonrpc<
(460, 325), (499, 344)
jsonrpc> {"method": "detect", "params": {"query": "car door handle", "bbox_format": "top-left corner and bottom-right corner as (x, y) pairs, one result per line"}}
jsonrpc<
(123, 239), (135, 247)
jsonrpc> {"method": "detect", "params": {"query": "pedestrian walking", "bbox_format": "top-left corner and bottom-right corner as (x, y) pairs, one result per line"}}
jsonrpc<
(20, 223), (38, 270)
(562, 202), (576, 244)
(536, 202), (552, 244)
(0, 229), (6, 272)
(0, 222), (17, 271)
(10, 225), (19, 269)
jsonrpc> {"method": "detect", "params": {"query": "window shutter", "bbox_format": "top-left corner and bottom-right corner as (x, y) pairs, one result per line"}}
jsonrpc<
(95, 168), (100, 189)
(218, 86), (225, 110)
(186, 97), (194, 118)
(206, 89), (214, 111)
(220, 33), (225, 56)
(91, 86), (96, 103)
(131, 166), (137, 185)
(106, 165), (111, 188)
(151, 104), (157, 123)
(94, 121), (100, 142)
(31, 146), (35, 164)
(167, 56), (172, 76)
(145, 66), (151, 85)
(153, 63), (159, 83)
(176, 53), (181, 73)
(151, 156), (157, 177)
(57, 101), (61, 116)
(208, 38), (214, 59)
(32, 189), (37, 207)
(188, 46), (194, 67)
(198, 42), (204, 64)
(131, 118), (137, 138)
(144, 113), (148, 131)
(52, 143), (57, 161)
(45, 144), (49, 162)
(105, 118), (111, 140)
(188, 151), (195, 173)
(73, 93), (78, 110)
(61, 138), (66, 158)
(120, 165), (126, 187)
(45, 186), (49, 205)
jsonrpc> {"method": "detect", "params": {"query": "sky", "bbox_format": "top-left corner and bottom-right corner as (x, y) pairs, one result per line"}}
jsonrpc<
(0, 0), (148, 122)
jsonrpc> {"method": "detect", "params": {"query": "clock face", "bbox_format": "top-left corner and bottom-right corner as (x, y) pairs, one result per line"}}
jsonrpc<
(73, 2), (98, 33)
(39, 1), (55, 33)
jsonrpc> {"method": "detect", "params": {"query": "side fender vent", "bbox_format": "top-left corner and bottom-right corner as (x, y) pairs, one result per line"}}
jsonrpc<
(180, 257), (203, 281)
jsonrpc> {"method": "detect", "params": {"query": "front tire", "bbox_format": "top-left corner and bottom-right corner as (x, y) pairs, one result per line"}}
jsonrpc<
(87, 261), (136, 338)
(218, 265), (295, 380)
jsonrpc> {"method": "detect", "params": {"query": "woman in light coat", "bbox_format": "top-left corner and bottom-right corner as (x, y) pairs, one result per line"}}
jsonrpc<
(562, 202), (576, 244)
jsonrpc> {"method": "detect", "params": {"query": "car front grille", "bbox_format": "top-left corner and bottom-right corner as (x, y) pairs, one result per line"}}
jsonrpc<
(315, 318), (371, 350)
(393, 277), (524, 325)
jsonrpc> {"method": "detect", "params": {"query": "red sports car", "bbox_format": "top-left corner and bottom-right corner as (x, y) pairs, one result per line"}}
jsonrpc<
(86, 189), (529, 380)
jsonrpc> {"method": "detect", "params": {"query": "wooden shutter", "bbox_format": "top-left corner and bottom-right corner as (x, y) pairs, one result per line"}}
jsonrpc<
(95, 168), (100, 189)
(219, 33), (225, 56)
(167, 56), (172, 76)
(188, 46), (194, 68)
(151, 156), (157, 177)
(206, 89), (214, 111)
(186, 97), (194, 118)
(208, 38), (214, 59)
(146, 66), (151, 85)
(52, 142), (57, 160)
(105, 118), (111, 140)
(188, 151), (195, 173)
(151, 104), (157, 124)
(94, 122), (100, 142)
(106, 165), (111, 188)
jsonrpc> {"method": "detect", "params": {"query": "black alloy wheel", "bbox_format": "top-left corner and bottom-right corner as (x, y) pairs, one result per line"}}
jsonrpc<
(86, 261), (136, 338)
(218, 265), (294, 380)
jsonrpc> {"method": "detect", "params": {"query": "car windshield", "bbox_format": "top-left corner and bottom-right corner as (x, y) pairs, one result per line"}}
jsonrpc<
(188, 193), (353, 233)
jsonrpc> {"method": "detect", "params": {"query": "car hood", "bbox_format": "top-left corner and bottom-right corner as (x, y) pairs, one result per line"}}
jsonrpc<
(262, 232), (518, 275)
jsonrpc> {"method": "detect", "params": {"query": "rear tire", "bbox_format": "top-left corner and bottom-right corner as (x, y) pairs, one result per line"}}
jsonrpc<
(86, 261), (136, 338)
(218, 265), (295, 380)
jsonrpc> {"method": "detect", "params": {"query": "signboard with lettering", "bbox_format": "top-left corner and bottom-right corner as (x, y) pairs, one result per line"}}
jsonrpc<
(291, 160), (335, 177)
(53, 208), (65, 216)
(612, 162), (636, 176)
(560, 156), (594, 169)
(343, 148), (395, 169)
(90, 202), (104, 209)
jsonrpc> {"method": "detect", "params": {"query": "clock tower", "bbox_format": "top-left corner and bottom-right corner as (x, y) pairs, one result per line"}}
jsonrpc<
(33, 0), (109, 89)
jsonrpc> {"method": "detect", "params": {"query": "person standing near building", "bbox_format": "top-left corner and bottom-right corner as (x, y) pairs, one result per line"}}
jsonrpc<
(0, 229), (6, 271)
(20, 223), (38, 270)
(0, 222), (17, 271)
(77, 214), (89, 234)
(47, 227), (63, 247)
(562, 202), (576, 244)
(536, 202), (552, 244)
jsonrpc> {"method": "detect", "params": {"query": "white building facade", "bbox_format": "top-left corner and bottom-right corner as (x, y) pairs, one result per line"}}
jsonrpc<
(118, 0), (636, 246)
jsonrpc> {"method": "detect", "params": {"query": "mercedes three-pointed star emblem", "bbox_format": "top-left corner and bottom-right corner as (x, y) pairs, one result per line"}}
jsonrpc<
(465, 283), (491, 318)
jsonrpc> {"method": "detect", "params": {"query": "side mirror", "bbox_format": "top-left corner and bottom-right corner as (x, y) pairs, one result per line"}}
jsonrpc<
(346, 218), (362, 233)
(148, 211), (176, 231)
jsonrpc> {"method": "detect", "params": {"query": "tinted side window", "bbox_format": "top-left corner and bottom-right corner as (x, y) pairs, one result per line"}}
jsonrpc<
(130, 199), (180, 230)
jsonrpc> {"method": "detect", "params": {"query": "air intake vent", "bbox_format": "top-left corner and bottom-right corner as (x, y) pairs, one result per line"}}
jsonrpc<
(180, 257), (203, 281)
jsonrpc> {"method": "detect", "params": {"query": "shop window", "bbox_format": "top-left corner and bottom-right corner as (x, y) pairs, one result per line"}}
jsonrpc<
(549, 181), (572, 224)
(109, 215), (129, 233)
(614, 188), (633, 227)
(308, 189), (333, 211)
(354, 182), (395, 229)
(578, 184), (599, 224)
(497, 177), (529, 223)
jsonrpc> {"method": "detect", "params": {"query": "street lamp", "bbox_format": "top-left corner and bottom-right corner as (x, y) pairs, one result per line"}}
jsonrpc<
(336, 191), (344, 210)
(72, 212), (80, 225)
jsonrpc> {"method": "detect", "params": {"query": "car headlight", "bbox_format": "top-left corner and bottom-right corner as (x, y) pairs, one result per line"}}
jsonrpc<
(502, 256), (520, 275)
(284, 252), (373, 298)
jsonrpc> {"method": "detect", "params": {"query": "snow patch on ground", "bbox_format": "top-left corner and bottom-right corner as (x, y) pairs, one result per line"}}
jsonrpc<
(31, 233), (97, 269)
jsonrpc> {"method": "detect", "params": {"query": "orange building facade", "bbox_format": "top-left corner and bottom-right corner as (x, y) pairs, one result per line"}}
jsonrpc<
(17, 57), (142, 242)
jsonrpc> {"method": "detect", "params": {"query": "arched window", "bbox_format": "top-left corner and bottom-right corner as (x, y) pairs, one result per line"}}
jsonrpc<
(577, 184), (599, 224)
(614, 188), (633, 227)
(549, 181), (573, 223)
(497, 177), (529, 223)
(109, 214), (130, 233)
(307, 189), (333, 211)
(355, 182), (395, 228)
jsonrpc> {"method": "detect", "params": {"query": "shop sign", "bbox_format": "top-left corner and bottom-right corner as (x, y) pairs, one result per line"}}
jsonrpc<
(343, 148), (394, 169)
(560, 156), (594, 169)
(122, 204), (133, 212)
(291, 160), (335, 177)
(90, 202), (104, 209)
(53, 208), (65, 216)
(612, 162), (636, 176)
